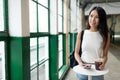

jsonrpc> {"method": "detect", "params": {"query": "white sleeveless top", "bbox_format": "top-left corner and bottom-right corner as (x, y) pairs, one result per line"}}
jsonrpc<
(81, 30), (103, 63)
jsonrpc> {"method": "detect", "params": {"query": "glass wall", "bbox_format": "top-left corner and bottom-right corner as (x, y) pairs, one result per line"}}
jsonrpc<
(29, 0), (67, 79)
(58, 0), (64, 70)
(0, 0), (80, 80)
(29, 0), (49, 80)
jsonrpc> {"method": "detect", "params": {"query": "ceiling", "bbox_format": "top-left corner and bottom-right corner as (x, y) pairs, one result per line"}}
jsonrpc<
(79, 0), (120, 8)
(85, 2), (120, 15)
(79, 0), (120, 15)
(80, 0), (120, 3)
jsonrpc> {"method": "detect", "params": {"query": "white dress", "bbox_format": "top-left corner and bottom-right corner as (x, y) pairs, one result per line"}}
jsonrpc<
(81, 30), (103, 63)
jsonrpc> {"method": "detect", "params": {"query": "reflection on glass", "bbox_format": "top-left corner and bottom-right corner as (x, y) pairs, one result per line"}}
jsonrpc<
(58, 35), (63, 68)
(38, 6), (48, 32)
(39, 61), (49, 80)
(31, 61), (49, 80)
(0, 42), (5, 80)
(58, 16), (62, 32)
(0, 0), (4, 31)
(38, 0), (48, 7)
(31, 68), (37, 80)
(39, 37), (48, 61)
(58, 51), (63, 68)
(58, 0), (62, 33)
(30, 38), (37, 66)
(58, 0), (62, 15)
(29, 0), (37, 32)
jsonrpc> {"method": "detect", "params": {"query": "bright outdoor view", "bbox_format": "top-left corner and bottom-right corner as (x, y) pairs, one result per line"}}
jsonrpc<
(0, 0), (4, 31)
(0, 42), (5, 80)
(29, 0), (49, 80)
(0, 0), (5, 80)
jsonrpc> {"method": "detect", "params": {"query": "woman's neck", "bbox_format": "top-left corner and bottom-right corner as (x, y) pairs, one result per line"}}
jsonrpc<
(89, 28), (98, 32)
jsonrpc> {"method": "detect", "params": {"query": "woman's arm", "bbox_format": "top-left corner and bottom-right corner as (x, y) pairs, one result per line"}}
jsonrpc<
(74, 31), (83, 66)
(100, 33), (110, 70)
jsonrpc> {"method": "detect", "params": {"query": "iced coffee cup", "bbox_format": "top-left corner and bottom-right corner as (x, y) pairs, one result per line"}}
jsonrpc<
(96, 48), (103, 70)
(95, 61), (102, 70)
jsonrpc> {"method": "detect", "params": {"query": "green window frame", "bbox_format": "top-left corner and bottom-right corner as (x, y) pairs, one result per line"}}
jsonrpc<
(0, 0), (9, 80)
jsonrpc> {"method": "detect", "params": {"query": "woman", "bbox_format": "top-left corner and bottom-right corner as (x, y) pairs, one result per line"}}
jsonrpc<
(74, 6), (110, 80)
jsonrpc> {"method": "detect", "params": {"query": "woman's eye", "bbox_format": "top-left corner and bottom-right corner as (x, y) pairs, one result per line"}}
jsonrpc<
(90, 15), (93, 17)
(90, 15), (99, 19)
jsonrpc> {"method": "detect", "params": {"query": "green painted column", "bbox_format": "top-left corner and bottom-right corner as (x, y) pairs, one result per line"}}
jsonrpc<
(49, 35), (58, 80)
(10, 37), (30, 80)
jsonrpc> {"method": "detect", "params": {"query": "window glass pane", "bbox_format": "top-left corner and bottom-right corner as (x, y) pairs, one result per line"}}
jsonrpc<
(29, 0), (37, 32)
(58, 35), (62, 51)
(0, 42), (5, 80)
(58, 0), (62, 15)
(0, 0), (4, 31)
(58, 16), (62, 32)
(58, 51), (63, 68)
(38, 0), (48, 7)
(39, 61), (49, 80)
(31, 68), (37, 80)
(38, 6), (48, 32)
(58, 35), (63, 68)
(30, 38), (37, 67)
(39, 37), (48, 61)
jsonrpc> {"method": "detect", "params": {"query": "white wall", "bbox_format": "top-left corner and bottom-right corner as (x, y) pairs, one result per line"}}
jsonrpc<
(8, 0), (29, 37)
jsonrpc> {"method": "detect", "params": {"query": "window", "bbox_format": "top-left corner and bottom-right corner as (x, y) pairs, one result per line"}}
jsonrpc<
(0, 42), (5, 80)
(58, 0), (64, 70)
(30, 38), (37, 67)
(0, 0), (8, 80)
(29, 0), (48, 33)
(38, 37), (48, 61)
(38, 6), (48, 32)
(29, 0), (49, 80)
(30, 37), (49, 80)
(58, 0), (63, 33)
(29, 1), (37, 32)
(0, 0), (4, 31)
(58, 35), (63, 68)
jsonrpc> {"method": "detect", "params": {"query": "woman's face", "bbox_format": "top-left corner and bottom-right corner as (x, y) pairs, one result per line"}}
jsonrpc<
(89, 10), (99, 30)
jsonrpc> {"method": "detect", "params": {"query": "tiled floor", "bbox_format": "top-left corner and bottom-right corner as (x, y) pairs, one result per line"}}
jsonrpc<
(63, 44), (120, 80)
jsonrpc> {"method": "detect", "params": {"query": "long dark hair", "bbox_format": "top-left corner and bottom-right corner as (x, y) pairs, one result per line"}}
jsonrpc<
(87, 6), (109, 48)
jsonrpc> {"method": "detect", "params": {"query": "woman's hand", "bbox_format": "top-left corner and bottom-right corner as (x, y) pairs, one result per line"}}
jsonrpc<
(82, 64), (92, 69)
(99, 62), (105, 70)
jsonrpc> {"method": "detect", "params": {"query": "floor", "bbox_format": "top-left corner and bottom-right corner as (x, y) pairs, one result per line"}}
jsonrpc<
(63, 43), (120, 80)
